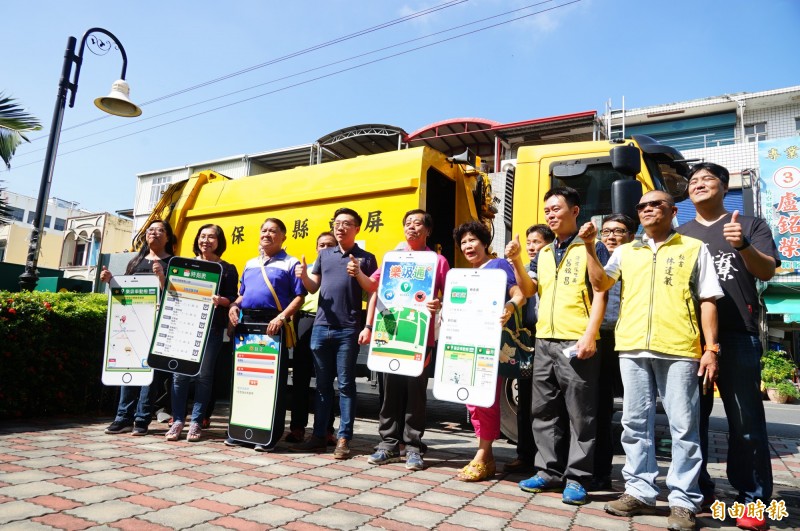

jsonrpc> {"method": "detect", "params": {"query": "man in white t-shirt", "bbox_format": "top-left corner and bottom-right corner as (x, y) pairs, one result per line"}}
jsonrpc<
(581, 190), (723, 531)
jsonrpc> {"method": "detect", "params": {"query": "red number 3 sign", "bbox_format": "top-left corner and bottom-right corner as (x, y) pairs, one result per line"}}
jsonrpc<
(774, 166), (800, 189)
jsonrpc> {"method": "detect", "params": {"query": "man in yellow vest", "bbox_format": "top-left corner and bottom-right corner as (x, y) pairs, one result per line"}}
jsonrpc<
(582, 190), (723, 531)
(516, 186), (608, 506)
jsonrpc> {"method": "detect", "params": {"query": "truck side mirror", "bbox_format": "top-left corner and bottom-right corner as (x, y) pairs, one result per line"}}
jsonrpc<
(611, 145), (641, 177)
(611, 180), (643, 221)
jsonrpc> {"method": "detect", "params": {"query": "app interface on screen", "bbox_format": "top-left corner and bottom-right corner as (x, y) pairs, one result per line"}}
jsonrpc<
(439, 272), (502, 387)
(151, 266), (219, 362)
(231, 334), (280, 430)
(107, 286), (158, 371)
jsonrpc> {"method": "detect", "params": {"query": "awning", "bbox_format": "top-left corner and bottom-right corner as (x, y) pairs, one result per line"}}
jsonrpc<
(763, 293), (800, 323)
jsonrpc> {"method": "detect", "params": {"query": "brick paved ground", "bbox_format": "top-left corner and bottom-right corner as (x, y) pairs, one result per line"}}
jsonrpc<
(1, 393), (798, 530)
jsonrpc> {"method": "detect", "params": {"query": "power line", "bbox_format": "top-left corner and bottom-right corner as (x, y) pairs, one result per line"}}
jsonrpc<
(15, 0), (563, 157)
(27, 0), (468, 141)
(4, 0), (580, 172)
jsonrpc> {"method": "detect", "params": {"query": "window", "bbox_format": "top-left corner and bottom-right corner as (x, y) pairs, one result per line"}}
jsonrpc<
(28, 212), (52, 227)
(745, 122), (767, 143)
(7, 207), (24, 222)
(551, 162), (628, 226)
(54, 218), (66, 231)
(0, 240), (6, 262)
(795, 117), (800, 134)
(73, 242), (87, 267)
(148, 176), (172, 209)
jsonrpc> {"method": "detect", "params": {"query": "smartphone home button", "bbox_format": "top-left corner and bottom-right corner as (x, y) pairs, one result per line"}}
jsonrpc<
(168, 360), (179, 370)
(122, 373), (132, 384)
(389, 359), (400, 372)
(244, 429), (254, 440)
(457, 387), (469, 401)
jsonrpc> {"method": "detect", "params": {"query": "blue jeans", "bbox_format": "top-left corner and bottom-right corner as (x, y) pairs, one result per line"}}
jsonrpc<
(114, 370), (170, 425)
(310, 326), (359, 440)
(171, 327), (224, 424)
(619, 356), (703, 510)
(699, 332), (772, 503)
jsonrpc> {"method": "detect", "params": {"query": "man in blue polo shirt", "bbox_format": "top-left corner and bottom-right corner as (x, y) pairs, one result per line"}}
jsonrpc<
(294, 207), (378, 458)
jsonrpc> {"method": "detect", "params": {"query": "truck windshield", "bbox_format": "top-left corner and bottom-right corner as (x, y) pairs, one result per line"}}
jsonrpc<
(643, 154), (689, 201)
(551, 163), (629, 226)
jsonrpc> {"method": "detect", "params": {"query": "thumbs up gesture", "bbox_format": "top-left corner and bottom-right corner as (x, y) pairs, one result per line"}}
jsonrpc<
(100, 266), (112, 284)
(294, 255), (307, 278)
(723, 210), (746, 249)
(505, 234), (522, 262)
(346, 255), (361, 278)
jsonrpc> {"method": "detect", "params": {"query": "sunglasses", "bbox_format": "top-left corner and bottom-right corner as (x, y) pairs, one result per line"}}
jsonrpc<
(635, 199), (671, 211)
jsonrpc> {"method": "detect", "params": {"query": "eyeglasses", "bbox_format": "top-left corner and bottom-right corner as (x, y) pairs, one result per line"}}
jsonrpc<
(333, 221), (355, 229)
(635, 199), (671, 211)
(600, 228), (629, 237)
(146, 227), (165, 234)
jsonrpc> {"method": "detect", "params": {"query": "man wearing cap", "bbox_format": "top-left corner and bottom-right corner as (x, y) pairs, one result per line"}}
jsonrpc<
(678, 162), (779, 531)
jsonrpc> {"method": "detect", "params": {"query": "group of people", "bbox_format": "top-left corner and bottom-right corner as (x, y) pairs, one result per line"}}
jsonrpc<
(100, 161), (777, 531)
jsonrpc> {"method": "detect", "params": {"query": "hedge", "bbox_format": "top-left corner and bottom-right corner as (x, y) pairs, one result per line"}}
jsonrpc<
(0, 290), (117, 419)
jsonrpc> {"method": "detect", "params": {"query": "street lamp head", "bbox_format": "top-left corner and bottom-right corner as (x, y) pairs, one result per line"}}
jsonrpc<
(94, 79), (142, 117)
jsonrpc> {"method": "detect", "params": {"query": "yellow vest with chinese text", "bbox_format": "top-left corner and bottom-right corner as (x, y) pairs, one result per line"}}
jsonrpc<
(614, 233), (703, 359)
(536, 237), (598, 340)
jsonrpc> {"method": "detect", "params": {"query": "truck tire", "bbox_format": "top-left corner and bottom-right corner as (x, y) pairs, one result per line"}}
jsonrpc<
(499, 376), (519, 443)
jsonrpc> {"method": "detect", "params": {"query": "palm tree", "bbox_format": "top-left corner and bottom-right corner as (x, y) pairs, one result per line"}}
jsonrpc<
(0, 93), (42, 169)
(0, 93), (42, 224)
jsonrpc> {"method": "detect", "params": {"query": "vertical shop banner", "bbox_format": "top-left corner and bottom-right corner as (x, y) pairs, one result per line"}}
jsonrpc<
(367, 251), (437, 376)
(759, 137), (800, 274)
(102, 275), (160, 386)
(433, 268), (506, 408)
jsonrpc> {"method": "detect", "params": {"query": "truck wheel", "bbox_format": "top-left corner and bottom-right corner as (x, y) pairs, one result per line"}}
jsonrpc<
(499, 376), (519, 443)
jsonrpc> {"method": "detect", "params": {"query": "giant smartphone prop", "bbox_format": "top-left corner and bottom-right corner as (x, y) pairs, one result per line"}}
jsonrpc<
(228, 324), (284, 446)
(148, 257), (222, 376)
(102, 275), (160, 386)
(433, 268), (505, 408)
(367, 251), (437, 377)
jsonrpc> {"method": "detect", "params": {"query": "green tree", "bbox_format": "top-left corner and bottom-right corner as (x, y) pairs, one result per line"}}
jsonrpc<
(0, 93), (42, 224)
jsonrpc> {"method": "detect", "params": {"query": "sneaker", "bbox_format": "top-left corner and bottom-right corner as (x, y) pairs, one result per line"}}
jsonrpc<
(164, 421), (184, 441)
(562, 481), (589, 506)
(254, 444), (273, 453)
(519, 474), (556, 493)
(186, 422), (202, 442)
(605, 493), (657, 517)
(667, 506), (696, 531)
(289, 435), (327, 453)
(333, 438), (351, 459)
(224, 436), (244, 447)
(587, 475), (612, 492)
(285, 427), (305, 444)
(368, 449), (400, 465)
(131, 421), (149, 436)
(405, 451), (424, 471)
(736, 515), (768, 531)
(104, 421), (132, 434)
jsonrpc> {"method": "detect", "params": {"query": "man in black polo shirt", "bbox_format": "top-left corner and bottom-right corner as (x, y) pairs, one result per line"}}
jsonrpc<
(294, 207), (378, 459)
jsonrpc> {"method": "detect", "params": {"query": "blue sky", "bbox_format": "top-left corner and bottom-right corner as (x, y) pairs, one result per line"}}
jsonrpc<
(3, 0), (798, 213)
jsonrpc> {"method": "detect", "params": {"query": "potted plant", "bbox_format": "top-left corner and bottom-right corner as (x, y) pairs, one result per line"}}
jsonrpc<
(761, 350), (800, 404)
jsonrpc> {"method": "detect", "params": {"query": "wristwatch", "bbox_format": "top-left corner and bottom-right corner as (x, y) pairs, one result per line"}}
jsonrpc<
(704, 343), (721, 356)
(734, 237), (751, 251)
(277, 315), (286, 322)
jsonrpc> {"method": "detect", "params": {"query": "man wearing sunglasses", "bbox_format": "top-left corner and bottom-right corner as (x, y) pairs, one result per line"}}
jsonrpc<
(678, 163), (779, 531)
(581, 190), (723, 531)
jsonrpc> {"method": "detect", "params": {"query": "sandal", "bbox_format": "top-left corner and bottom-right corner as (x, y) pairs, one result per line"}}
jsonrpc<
(456, 460), (496, 482)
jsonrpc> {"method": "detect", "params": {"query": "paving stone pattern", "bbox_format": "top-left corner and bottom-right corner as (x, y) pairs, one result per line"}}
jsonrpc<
(0, 396), (798, 530)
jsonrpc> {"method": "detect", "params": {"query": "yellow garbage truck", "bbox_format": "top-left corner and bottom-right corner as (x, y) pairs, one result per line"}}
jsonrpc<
(139, 134), (689, 441)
